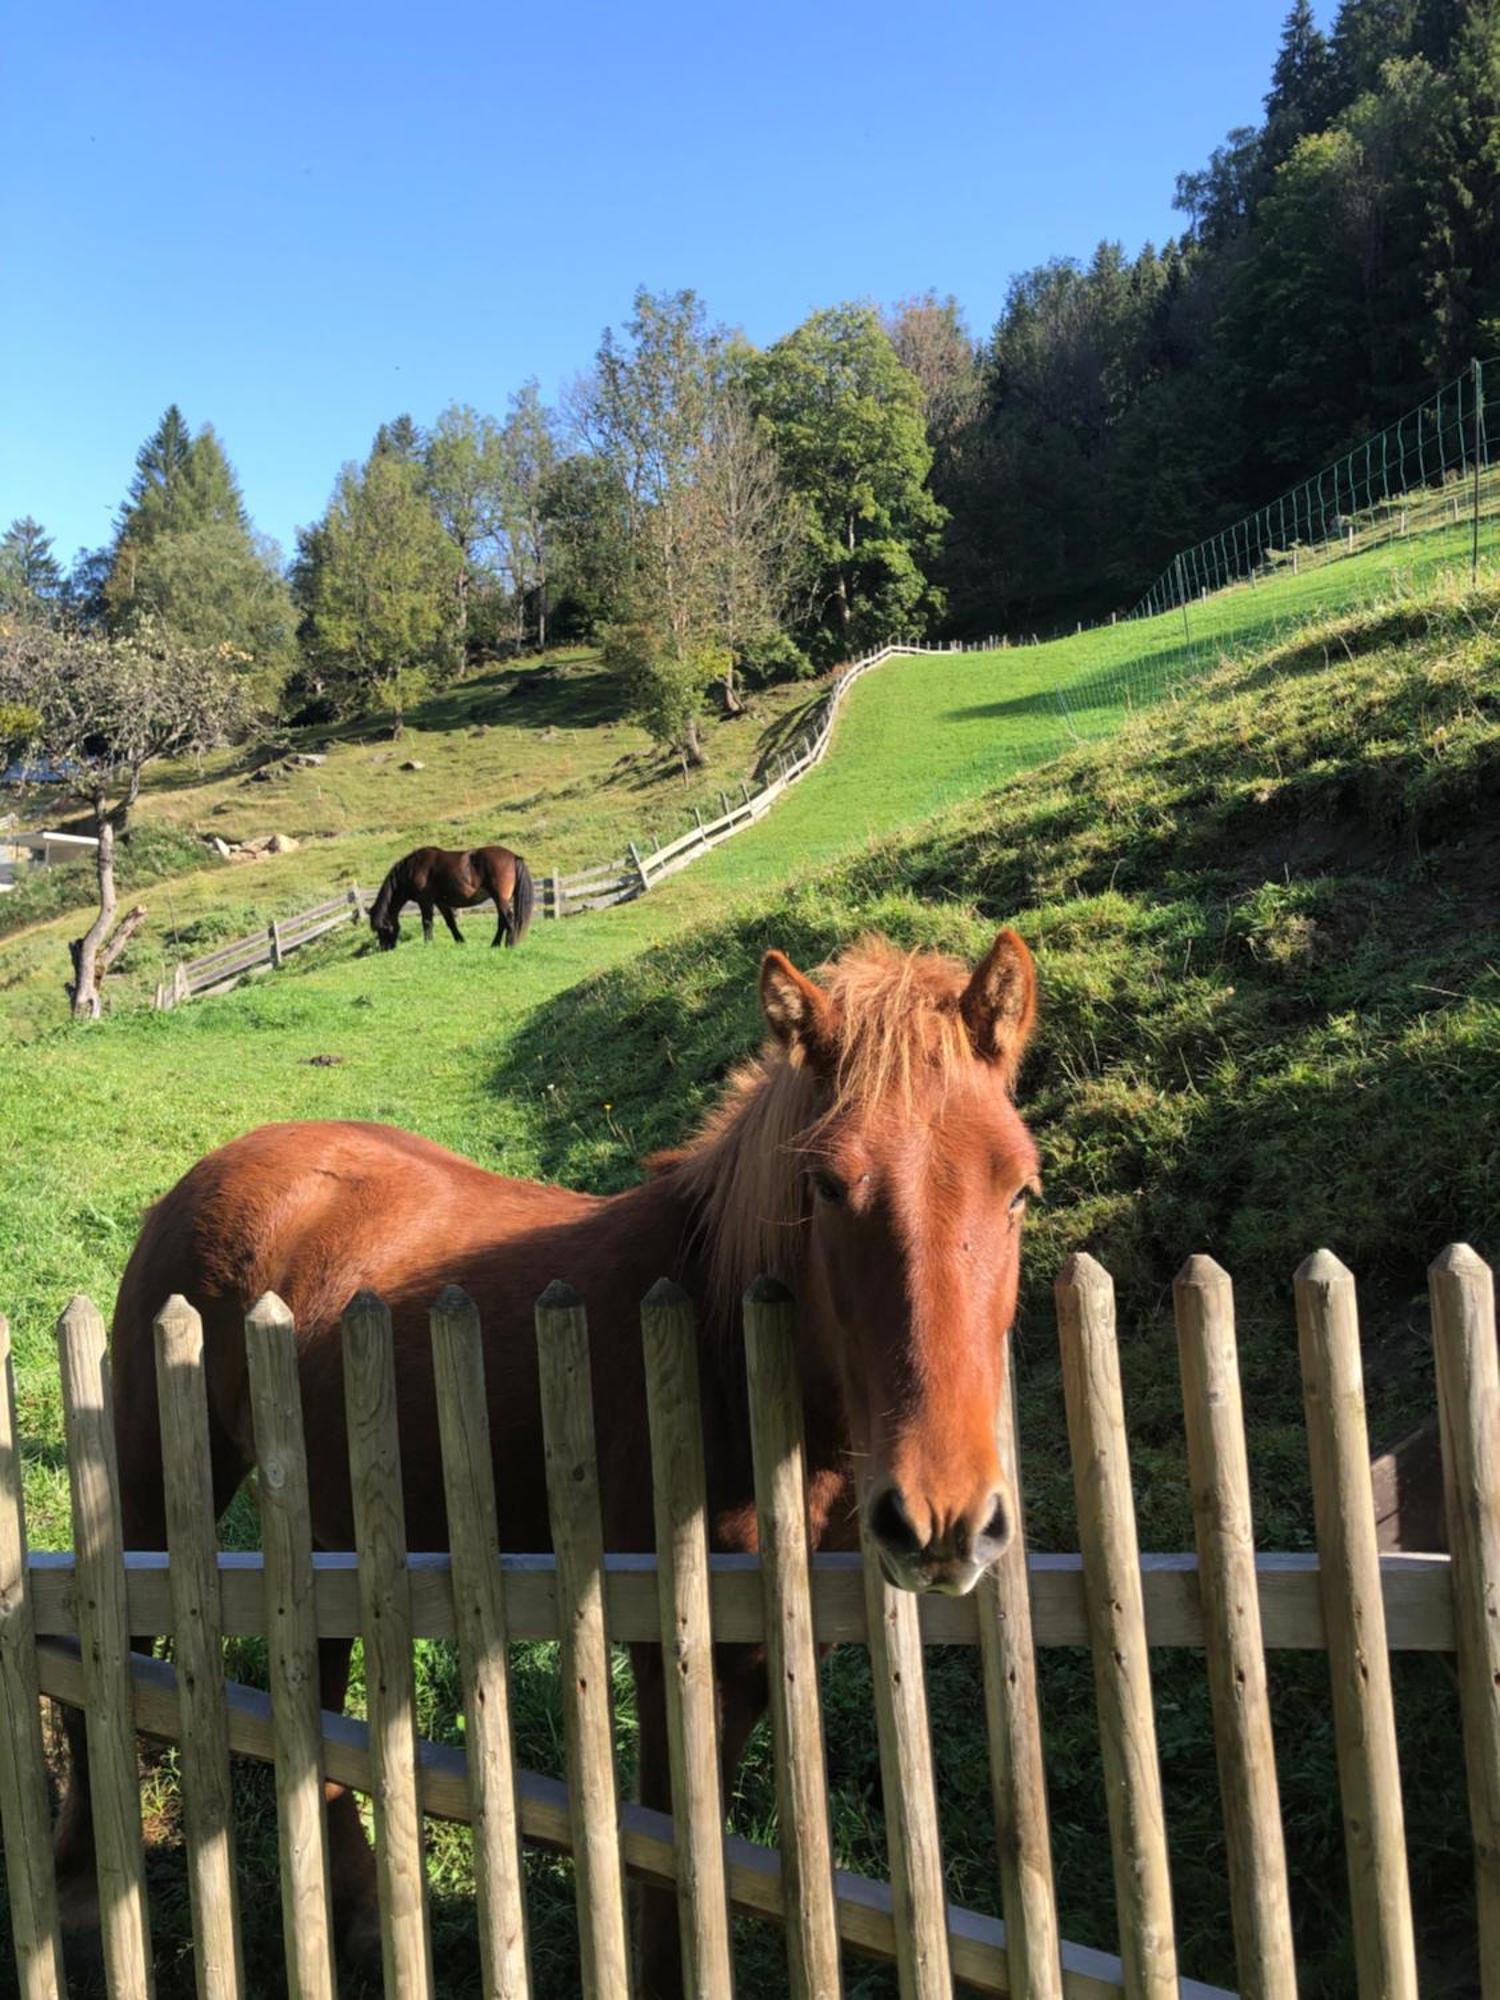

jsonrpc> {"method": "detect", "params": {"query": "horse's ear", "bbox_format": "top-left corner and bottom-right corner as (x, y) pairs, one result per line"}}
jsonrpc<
(960, 929), (1037, 1082)
(760, 950), (832, 1066)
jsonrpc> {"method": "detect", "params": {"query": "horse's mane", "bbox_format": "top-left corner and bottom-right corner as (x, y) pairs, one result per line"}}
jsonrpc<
(664, 939), (981, 1313)
(369, 855), (409, 929)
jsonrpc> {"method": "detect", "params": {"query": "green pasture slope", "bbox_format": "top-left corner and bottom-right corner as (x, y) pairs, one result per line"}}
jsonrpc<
(2, 521), (1497, 1994)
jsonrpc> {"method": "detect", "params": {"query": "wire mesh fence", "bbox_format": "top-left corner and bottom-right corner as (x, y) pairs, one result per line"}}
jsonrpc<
(1129, 357), (1496, 620)
(1033, 356), (1500, 751)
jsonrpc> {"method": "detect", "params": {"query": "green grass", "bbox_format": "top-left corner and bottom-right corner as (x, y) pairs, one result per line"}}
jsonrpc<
(3, 521), (1498, 1994)
(7, 481), (1493, 1043)
(0, 647), (823, 1037)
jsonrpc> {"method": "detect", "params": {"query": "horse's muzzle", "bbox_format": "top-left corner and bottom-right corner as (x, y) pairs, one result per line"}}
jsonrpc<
(866, 1482), (1011, 1594)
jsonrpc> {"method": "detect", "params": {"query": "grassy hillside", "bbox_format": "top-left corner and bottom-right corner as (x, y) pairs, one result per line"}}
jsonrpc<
(2, 550), (1496, 1993)
(2, 491), (1486, 1041)
(0, 647), (822, 1036)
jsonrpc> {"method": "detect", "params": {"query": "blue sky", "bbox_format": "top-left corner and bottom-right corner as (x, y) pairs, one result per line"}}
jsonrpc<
(2, 2), (1314, 565)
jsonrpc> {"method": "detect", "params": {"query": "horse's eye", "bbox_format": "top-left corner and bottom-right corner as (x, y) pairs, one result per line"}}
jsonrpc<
(807, 1169), (846, 1207)
(1009, 1180), (1037, 1215)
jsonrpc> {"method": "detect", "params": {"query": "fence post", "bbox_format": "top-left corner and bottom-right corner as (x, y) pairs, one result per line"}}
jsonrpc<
(430, 1287), (533, 1999)
(0, 1313), (64, 2000)
(244, 1292), (338, 2000)
(56, 1296), (156, 2000)
(1429, 1244), (1500, 1991)
(342, 1291), (435, 1998)
(744, 1276), (842, 2000)
(269, 919), (283, 969)
(347, 884), (362, 925)
(1056, 1254), (1178, 1998)
(535, 1281), (630, 1999)
(1173, 1258), (1295, 1999)
(154, 1296), (245, 2000)
(552, 871), (564, 920)
(1294, 1251), (1418, 2000)
(629, 842), (651, 895)
(1474, 356), (1485, 585)
(977, 1344), (1062, 2000)
(640, 1280), (733, 1999)
(860, 1516), (952, 1998)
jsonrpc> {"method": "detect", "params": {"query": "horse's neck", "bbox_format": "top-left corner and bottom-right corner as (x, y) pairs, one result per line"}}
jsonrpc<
(637, 1160), (846, 1476)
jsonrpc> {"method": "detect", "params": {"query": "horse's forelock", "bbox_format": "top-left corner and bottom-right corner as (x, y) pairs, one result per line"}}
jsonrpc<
(668, 940), (980, 1314)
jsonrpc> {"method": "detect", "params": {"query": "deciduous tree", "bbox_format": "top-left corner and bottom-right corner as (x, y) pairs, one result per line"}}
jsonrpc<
(424, 404), (507, 650)
(497, 381), (558, 651)
(0, 616), (246, 1018)
(754, 304), (945, 658)
(293, 452), (462, 731)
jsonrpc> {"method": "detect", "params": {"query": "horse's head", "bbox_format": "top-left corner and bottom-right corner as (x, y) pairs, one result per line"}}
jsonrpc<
(369, 908), (400, 951)
(759, 931), (1039, 1595)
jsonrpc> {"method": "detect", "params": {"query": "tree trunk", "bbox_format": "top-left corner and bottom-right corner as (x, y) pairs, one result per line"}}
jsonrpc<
(537, 582), (547, 653)
(69, 799), (116, 1021)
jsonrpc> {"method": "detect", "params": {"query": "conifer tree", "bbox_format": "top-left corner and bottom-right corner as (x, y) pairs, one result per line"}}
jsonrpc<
(1263, 0), (1335, 169)
(104, 409), (292, 698)
(0, 517), (64, 610)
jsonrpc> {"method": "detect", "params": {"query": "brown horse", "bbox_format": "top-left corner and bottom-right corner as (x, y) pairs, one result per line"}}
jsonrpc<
(56, 928), (1040, 1995)
(369, 842), (535, 950)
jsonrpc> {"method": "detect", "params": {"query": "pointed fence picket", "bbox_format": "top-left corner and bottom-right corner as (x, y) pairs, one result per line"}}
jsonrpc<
(2, 1244), (1498, 1999)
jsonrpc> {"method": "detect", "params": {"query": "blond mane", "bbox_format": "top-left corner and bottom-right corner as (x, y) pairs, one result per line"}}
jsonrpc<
(669, 939), (980, 1310)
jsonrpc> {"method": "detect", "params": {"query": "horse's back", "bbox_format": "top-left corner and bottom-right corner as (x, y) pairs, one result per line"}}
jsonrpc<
(112, 1120), (600, 1545)
(119, 1120), (583, 1326)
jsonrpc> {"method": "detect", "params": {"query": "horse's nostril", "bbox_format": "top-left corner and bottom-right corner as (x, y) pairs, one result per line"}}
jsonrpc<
(868, 1486), (922, 1559)
(981, 1493), (1011, 1553)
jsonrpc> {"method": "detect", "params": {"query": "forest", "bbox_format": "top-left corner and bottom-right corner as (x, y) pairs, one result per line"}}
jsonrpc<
(4, 0), (1498, 774)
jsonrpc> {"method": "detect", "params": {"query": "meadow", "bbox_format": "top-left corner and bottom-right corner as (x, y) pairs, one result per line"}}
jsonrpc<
(1, 515), (1497, 1994)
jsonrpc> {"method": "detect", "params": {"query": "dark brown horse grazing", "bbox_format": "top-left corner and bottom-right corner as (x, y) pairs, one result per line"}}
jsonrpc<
(369, 843), (535, 950)
(55, 928), (1040, 1995)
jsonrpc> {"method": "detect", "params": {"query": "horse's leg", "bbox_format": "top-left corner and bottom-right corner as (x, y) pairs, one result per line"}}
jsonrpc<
(319, 1634), (383, 1973)
(631, 1639), (769, 1998)
(631, 1641), (684, 2000)
(440, 902), (465, 944)
(492, 895), (510, 948)
(418, 896), (435, 944)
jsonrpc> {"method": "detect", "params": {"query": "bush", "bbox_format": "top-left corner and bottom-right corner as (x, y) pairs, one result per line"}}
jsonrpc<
(601, 619), (725, 767)
(0, 700), (41, 768)
(736, 629), (812, 689)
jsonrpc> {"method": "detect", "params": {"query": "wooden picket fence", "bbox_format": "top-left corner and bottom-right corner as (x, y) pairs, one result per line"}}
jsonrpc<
(2, 1240), (1495, 1998)
(154, 641), (996, 1010)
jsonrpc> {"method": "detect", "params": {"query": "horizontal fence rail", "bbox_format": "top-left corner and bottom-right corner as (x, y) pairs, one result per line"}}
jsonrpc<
(2, 1243), (1494, 2000)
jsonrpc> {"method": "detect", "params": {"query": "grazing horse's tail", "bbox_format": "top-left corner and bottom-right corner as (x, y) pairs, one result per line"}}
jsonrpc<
(509, 853), (535, 946)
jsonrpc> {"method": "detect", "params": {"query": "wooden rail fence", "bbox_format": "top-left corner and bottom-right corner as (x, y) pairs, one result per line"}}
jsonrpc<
(155, 642), (980, 1009)
(3, 1241), (1495, 1997)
